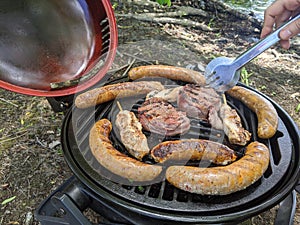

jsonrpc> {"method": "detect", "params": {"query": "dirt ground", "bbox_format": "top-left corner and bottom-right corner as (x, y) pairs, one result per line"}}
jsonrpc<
(0, 0), (299, 224)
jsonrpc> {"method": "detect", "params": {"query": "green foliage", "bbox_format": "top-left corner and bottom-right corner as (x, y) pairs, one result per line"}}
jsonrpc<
(296, 103), (300, 113)
(240, 67), (252, 86)
(137, 186), (145, 192)
(1, 196), (16, 205)
(156, 0), (171, 6)
(112, 3), (118, 9)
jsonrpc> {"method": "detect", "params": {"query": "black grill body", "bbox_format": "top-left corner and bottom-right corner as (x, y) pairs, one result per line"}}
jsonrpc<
(35, 81), (300, 225)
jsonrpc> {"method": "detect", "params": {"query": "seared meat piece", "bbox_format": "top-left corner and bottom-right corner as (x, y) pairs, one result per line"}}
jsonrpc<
(138, 97), (190, 136)
(219, 104), (251, 146)
(177, 84), (222, 127)
(208, 106), (223, 130)
(151, 139), (237, 165)
(116, 110), (150, 160)
(146, 86), (182, 102)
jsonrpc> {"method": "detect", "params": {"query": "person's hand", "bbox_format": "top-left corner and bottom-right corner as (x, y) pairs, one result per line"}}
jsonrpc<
(261, 0), (300, 49)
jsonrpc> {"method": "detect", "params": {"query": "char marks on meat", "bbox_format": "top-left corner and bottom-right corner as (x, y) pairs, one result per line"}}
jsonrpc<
(116, 110), (150, 160)
(138, 97), (190, 136)
(219, 104), (251, 146)
(177, 84), (222, 128)
(146, 86), (182, 102)
(208, 106), (223, 130)
(151, 139), (237, 165)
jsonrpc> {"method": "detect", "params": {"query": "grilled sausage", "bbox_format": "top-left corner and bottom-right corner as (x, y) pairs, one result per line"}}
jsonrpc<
(89, 119), (162, 183)
(128, 65), (206, 85)
(166, 141), (270, 195)
(226, 86), (278, 139)
(75, 81), (164, 108)
(151, 139), (237, 165)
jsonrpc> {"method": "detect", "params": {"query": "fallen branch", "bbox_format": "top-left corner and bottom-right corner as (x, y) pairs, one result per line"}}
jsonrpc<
(0, 97), (19, 108)
(121, 59), (136, 78)
(0, 131), (27, 144)
(118, 52), (156, 64)
(117, 13), (215, 31)
(205, 0), (262, 27)
(130, 0), (160, 7)
(136, 6), (208, 18)
(108, 63), (132, 74)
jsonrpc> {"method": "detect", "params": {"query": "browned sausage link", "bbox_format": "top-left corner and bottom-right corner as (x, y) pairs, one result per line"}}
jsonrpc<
(128, 65), (206, 85)
(226, 86), (278, 139)
(166, 141), (270, 195)
(89, 119), (162, 182)
(151, 139), (237, 165)
(75, 81), (164, 108)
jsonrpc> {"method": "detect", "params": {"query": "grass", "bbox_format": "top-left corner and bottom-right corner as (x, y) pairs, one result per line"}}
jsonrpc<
(296, 104), (300, 113)
(156, 0), (171, 6)
(240, 67), (252, 86)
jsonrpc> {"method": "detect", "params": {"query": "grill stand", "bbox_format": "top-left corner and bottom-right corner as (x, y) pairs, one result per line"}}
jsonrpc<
(35, 175), (298, 225)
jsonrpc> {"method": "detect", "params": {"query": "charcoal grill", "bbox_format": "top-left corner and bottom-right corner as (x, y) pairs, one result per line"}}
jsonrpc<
(34, 73), (300, 225)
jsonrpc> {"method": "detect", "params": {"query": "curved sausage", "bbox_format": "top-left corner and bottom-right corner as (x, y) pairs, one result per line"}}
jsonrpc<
(226, 86), (278, 139)
(151, 139), (237, 165)
(75, 81), (164, 108)
(128, 65), (206, 85)
(166, 141), (270, 195)
(89, 119), (162, 183)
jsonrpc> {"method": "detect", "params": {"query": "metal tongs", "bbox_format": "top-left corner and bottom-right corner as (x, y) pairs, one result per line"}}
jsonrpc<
(204, 14), (300, 92)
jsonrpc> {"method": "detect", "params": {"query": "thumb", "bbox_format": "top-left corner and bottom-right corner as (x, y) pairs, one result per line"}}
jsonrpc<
(280, 18), (300, 40)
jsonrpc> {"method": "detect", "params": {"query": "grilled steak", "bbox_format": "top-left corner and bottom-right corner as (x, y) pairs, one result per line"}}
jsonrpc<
(138, 97), (190, 136)
(177, 84), (222, 129)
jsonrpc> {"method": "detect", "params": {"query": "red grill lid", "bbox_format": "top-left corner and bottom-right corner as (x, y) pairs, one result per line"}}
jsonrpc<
(0, 0), (117, 96)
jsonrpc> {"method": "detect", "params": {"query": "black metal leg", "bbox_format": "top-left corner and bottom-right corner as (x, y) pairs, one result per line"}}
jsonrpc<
(35, 176), (129, 225)
(274, 190), (297, 225)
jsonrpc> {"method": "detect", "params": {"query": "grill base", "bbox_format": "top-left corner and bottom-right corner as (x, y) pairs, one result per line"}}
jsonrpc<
(35, 176), (297, 225)
(35, 176), (131, 225)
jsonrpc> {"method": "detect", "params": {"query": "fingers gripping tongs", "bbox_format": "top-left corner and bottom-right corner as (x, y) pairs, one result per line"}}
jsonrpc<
(204, 14), (300, 92)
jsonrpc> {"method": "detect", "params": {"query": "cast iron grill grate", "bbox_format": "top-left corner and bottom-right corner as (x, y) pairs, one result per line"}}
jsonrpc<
(66, 80), (295, 215)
